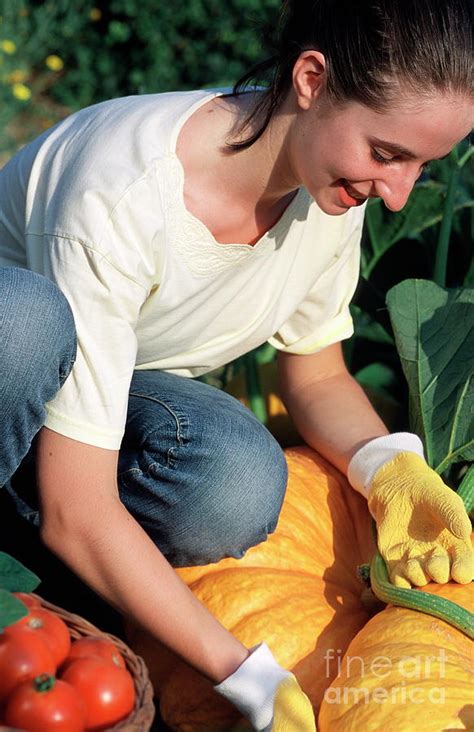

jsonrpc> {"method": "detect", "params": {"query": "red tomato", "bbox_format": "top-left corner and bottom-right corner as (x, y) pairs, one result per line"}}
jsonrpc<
(12, 592), (41, 609)
(4, 673), (85, 732)
(61, 657), (135, 730)
(0, 626), (55, 703)
(63, 637), (126, 671)
(15, 608), (71, 666)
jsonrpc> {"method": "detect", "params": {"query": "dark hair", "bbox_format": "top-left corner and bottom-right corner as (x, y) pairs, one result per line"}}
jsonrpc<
(227, 0), (473, 151)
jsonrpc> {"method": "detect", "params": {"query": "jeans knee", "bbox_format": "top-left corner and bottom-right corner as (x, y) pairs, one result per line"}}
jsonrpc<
(0, 268), (77, 489)
(167, 416), (288, 566)
(0, 268), (76, 383)
(118, 377), (289, 567)
(227, 425), (288, 539)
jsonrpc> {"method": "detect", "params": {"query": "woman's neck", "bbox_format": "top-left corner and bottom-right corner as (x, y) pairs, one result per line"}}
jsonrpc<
(178, 91), (300, 206)
(175, 89), (301, 245)
(219, 91), (301, 206)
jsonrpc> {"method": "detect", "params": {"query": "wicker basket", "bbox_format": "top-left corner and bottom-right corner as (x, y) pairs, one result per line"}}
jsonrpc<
(31, 593), (155, 731)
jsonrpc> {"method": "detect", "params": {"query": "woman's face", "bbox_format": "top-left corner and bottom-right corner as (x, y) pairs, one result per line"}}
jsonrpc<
(287, 89), (473, 216)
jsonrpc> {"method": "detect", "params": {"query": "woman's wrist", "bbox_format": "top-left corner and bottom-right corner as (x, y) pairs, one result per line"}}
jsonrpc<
(212, 643), (252, 684)
(215, 643), (290, 730)
(347, 432), (425, 498)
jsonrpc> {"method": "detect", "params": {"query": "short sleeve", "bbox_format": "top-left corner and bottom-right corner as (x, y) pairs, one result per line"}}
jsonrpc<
(268, 213), (362, 354)
(40, 235), (148, 449)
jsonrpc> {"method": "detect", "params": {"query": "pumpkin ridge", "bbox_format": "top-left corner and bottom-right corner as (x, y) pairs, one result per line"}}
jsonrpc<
(339, 635), (465, 654)
(231, 594), (314, 617)
(185, 566), (327, 586)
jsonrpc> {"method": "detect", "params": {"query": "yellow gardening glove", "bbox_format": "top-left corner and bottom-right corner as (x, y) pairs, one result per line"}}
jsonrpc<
(368, 451), (473, 588)
(215, 643), (315, 731)
(271, 675), (316, 731)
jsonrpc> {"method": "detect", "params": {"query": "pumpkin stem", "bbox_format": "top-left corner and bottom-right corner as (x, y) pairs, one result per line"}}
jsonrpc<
(370, 552), (474, 639)
(356, 563), (371, 588)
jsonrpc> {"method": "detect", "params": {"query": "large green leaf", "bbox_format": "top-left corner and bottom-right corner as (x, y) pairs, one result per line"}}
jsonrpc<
(386, 279), (474, 473)
(0, 552), (40, 592)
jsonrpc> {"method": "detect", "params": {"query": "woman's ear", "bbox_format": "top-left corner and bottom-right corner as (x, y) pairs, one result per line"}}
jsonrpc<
(292, 51), (327, 110)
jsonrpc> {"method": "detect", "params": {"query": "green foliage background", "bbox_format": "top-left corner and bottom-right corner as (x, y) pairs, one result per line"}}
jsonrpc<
(0, 0), (279, 155)
(52, 0), (279, 106)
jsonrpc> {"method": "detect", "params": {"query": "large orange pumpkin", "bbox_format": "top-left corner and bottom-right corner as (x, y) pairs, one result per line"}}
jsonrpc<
(124, 447), (473, 730)
(318, 581), (473, 731)
(125, 447), (376, 729)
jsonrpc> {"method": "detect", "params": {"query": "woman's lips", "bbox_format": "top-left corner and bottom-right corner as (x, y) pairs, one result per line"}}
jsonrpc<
(336, 181), (368, 207)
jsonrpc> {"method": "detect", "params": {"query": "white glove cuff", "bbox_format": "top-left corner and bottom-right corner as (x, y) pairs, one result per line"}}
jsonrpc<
(347, 432), (425, 498)
(214, 642), (290, 730)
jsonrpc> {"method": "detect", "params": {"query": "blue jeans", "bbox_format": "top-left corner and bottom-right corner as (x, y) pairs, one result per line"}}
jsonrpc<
(1, 268), (288, 567)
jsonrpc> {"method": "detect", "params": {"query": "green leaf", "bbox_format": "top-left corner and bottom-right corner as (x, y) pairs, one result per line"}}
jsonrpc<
(352, 311), (395, 345)
(355, 362), (397, 393)
(365, 182), (444, 258)
(242, 352), (268, 424)
(457, 465), (474, 515)
(386, 279), (474, 473)
(364, 182), (474, 278)
(0, 589), (29, 630)
(254, 343), (276, 366)
(0, 552), (40, 592)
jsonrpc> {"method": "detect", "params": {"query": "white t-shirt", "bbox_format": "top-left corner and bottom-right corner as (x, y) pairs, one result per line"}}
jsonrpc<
(0, 89), (365, 450)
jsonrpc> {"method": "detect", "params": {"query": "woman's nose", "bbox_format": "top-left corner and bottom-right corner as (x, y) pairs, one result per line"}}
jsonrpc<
(373, 166), (423, 212)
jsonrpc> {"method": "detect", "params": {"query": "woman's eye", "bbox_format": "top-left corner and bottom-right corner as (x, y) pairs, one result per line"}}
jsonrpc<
(371, 149), (395, 166)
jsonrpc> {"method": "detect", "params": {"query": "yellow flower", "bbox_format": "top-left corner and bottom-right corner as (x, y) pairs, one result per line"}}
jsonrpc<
(12, 82), (31, 101)
(1, 39), (16, 54)
(89, 8), (102, 21)
(45, 54), (64, 71)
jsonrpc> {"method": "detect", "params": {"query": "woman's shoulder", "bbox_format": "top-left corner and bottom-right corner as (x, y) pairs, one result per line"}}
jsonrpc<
(41, 89), (221, 167)
(16, 90), (222, 242)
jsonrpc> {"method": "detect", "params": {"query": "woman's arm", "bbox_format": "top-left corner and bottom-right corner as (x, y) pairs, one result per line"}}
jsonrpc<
(277, 342), (389, 475)
(278, 344), (473, 590)
(37, 426), (250, 683)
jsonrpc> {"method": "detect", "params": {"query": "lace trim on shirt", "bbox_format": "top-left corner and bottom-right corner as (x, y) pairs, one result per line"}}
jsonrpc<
(157, 154), (308, 277)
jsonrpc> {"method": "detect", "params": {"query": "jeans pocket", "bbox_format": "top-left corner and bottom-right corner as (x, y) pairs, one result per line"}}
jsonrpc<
(123, 390), (190, 472)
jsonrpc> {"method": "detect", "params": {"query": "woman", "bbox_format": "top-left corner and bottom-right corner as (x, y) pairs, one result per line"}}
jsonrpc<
(0, 0), (472, 728)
